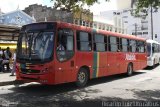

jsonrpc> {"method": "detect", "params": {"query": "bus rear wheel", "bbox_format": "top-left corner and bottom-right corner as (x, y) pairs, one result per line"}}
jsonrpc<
(76, 68), (88, 87)
(127, 64), (133, 76)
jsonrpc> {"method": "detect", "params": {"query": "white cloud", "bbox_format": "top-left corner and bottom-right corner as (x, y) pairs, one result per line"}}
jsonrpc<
(116, 0), (131, 10)
(0, 0), (131, 15)
(90, 0), (118, 15)
(90, 0), (131, 15)
(0, 0), (43, 13)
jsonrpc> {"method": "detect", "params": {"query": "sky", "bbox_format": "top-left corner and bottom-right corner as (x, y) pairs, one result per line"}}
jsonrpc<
(0, 0), (131, 15)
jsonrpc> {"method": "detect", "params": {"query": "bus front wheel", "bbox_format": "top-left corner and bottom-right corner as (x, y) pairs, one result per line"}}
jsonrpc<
(76, 68), (88, 87)
(127, 64), (133, 76)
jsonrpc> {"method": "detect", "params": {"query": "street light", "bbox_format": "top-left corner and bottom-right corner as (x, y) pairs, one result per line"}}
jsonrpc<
(150, 5), (154, 40)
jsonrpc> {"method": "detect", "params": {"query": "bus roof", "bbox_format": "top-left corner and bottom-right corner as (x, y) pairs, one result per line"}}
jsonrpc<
(22, 21), (146, 41)
(57, 21), (146, 41)
(146, 39), (160, 44)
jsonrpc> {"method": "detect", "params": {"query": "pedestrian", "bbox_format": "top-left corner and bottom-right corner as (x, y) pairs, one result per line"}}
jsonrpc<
(0, 47), (3, 72)
(3, 47), (12, 71)
(0, 47), (3, 57)
(10, 49), (16, 76)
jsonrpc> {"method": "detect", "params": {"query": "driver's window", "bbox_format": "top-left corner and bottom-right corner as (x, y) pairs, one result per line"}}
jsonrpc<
(56, 29), (74, 62)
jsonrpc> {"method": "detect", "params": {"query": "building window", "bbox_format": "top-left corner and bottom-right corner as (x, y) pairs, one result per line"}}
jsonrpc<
(122, 16), (128, 18)
(110, 27), (112, 31)
(74, 19), (79, 25)
(137, 32), (142, 35)
(141, 20), (148, 23)
(86, 22), (89, 27)
(83, 21), (86, 26)
(93, 23), (97, 28)
(99, 24), (101, 29)
(102, 25), (105, 30)
(132, 32), (135, 35)
(143, 32), (148, 35)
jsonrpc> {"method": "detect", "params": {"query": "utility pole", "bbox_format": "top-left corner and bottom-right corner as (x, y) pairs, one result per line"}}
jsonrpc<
(134, 23), (138, 36)
(151, 5), (154, 40)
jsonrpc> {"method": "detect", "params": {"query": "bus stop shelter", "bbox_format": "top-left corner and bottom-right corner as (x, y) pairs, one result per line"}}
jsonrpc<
(0, 24), (20, 41)
(0, 24), (20, 49)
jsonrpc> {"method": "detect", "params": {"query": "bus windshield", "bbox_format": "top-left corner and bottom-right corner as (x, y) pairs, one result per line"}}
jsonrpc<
(17, 31), (54, 63)
(147, 43), (151, 57)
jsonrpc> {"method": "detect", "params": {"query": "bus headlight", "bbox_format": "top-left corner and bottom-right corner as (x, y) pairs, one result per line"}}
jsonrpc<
(41, 68), (49, 73)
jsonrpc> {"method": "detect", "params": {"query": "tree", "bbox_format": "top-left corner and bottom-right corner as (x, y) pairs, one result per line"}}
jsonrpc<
(134, 0), (160, 40)
(135, 0), (160, 15)
(51, 0), (109, 12)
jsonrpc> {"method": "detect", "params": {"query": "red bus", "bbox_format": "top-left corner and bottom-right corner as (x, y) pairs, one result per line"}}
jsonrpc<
(16, 22), (147, 87)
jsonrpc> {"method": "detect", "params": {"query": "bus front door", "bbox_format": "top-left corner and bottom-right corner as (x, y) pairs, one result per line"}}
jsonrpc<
(54, 28), (75, 84)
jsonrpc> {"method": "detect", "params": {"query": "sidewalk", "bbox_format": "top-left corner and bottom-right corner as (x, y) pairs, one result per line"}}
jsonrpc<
(0, 72), (22, 86)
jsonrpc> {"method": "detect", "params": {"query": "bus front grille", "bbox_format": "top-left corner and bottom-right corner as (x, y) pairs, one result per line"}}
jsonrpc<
(21, 69), (40, 74)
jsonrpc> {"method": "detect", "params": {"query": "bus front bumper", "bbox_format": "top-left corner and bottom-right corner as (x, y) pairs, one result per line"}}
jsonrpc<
(16, 73), (53, 85)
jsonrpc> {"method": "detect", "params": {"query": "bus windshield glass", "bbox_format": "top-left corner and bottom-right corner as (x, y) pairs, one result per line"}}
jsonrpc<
(17, 31), (54, 63)
(147, 43), (151, 57)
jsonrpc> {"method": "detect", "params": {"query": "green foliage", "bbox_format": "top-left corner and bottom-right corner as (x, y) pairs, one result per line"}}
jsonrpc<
(135, 0), (160, 15)
(51, 0), (109, 12)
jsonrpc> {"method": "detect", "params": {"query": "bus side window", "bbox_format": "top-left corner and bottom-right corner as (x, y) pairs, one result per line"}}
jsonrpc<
(152, 44), (155, 53)
(57, 30), (66, 51)
(93, 34), (107, 52)
(120, 38), (129, 52)
(56, 29), (74, 62)
(137, 41), (145, 53)
(130, 40), (136, 52)
(77, 31), (92, 51)
(108, 36), (118, 52)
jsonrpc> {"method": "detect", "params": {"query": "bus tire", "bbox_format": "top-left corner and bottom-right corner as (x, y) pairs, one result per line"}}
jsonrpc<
(76, 68), (88, 87)
(127, 64), (133, 76)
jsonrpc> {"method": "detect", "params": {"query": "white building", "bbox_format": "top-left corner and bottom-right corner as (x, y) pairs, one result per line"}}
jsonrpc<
(99, 6), (160, 43)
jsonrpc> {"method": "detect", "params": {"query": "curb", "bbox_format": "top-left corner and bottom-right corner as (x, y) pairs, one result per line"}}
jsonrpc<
(0, 80), (24, 86)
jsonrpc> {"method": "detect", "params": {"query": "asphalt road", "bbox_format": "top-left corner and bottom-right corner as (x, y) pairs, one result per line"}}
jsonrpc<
(0, 65), (160, 107)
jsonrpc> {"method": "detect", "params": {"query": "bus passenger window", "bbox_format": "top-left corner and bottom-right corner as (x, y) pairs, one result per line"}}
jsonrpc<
(93, 34), (107, 52)
(137, 41), (145, 53)
(77, 31), (92, 51)
(120, 38), (129, 52)
(130, 40), (136, 52)
(108, 36), (118, 52)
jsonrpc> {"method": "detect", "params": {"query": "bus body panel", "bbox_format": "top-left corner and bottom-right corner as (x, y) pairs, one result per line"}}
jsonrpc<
(54, 57), (76, 84)
(98, 52), (108, 77)
(107, 52), (119, 75)
(118, 52), (129, 73)
(76, 52), (94, 79)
